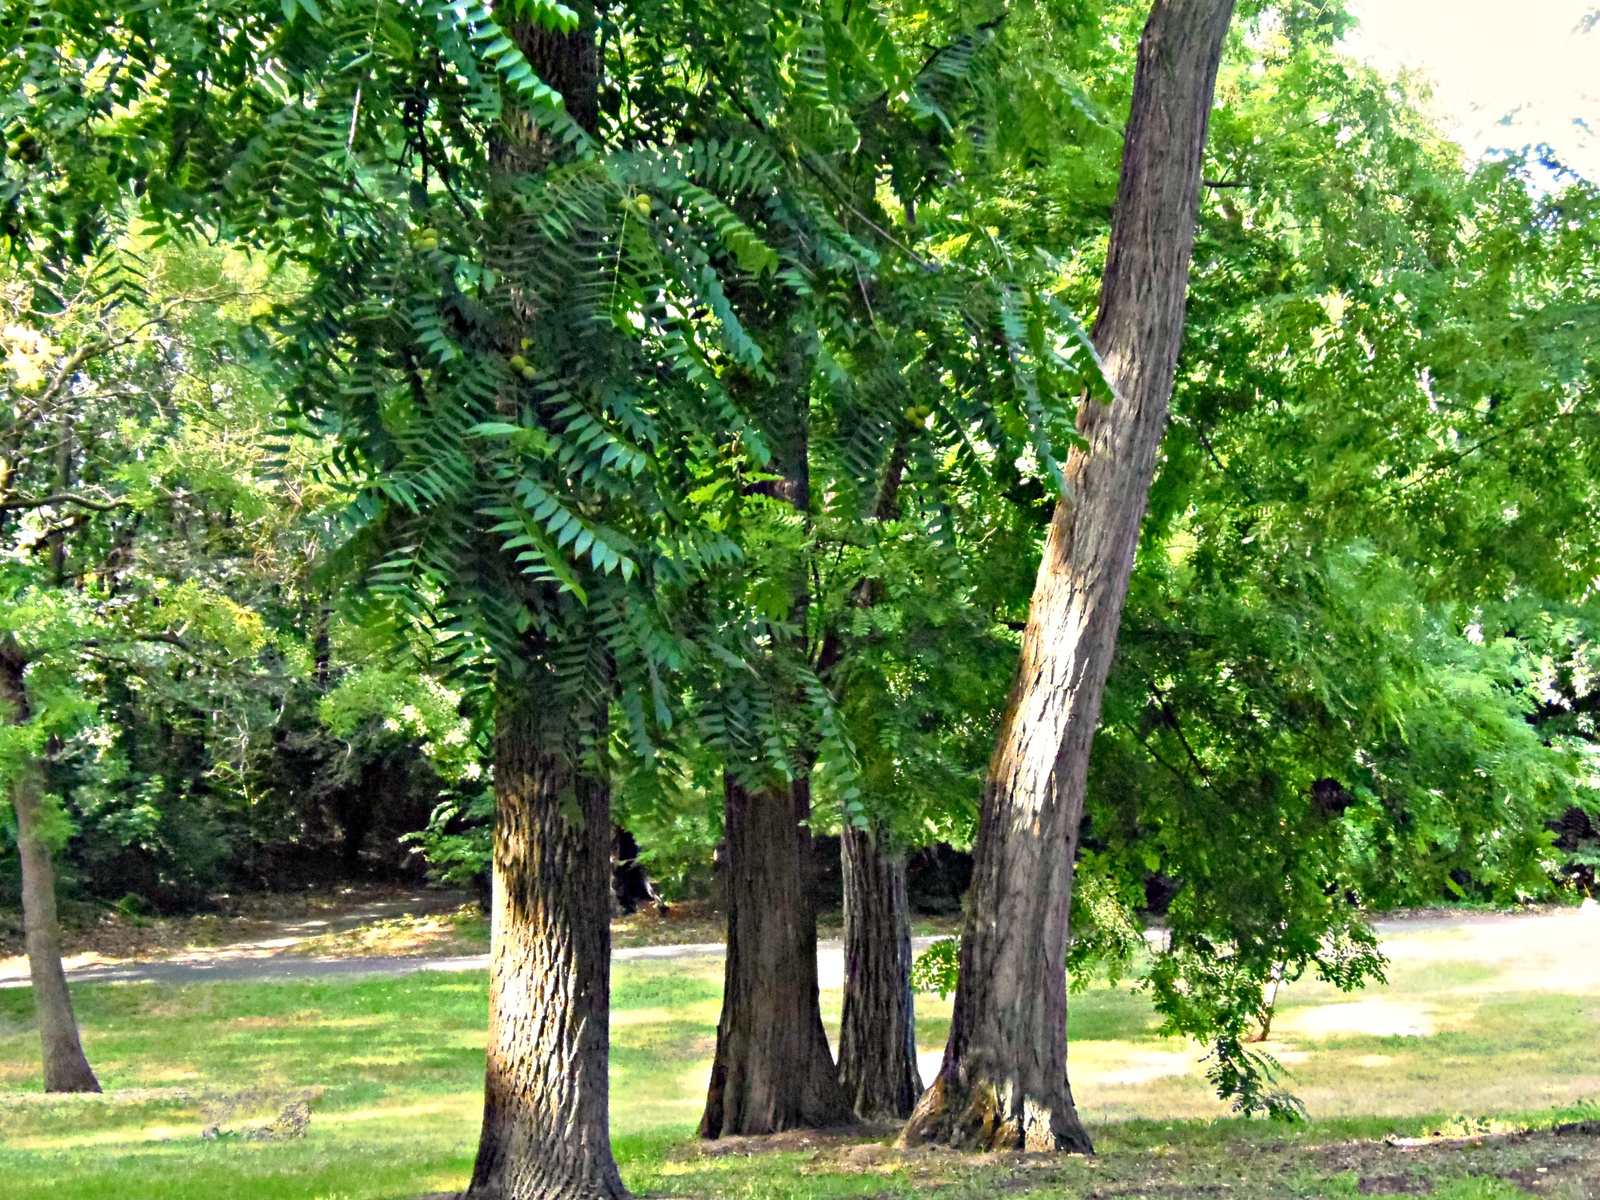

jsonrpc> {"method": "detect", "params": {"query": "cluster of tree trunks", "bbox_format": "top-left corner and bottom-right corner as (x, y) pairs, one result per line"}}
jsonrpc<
(468, 0), (1242, 1188)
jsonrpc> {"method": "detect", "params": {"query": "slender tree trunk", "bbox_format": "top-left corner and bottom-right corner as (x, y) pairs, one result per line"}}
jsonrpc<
(838, 825), (920, 1121)
(466, 685), (625, 1200)
(700, 774), (850, 1137)
(824, 425), (916, 1118)
(1, 652), (99, 1094)
(899, 0), (1236, 1153)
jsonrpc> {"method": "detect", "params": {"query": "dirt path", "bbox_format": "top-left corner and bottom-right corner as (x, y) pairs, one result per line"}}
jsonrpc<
(0, 885), (478, 978)
(6, 903), (1600, 991)
(0, 937), (940, 989)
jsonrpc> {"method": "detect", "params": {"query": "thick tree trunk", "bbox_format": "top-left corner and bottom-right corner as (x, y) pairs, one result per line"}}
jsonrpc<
(465, 686), (626, 1200)
(0, 654), (99, 1094)
(701, 325), (850, 1137)
(467, 8), (622, 1192)
(699, 774), (850, 1137)
(838, 825), (921, 1121)
(899, 0), (1236, 1154)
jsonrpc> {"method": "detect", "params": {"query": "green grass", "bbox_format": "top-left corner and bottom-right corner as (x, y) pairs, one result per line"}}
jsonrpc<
(7, 919), (1600, 1199)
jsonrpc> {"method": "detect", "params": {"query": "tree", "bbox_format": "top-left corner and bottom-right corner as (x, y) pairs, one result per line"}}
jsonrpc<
(1075, 18), (1600, 1109)
(604, 1), (1128, 1135)
(901, 0), (1238, 1153)
(0, 247), (285, 1091)
(9, 0), (1119, 1153)
(837, 826), (919, 1120)
(3, 0), (760, 1191)
(0, 643), (98, 1093)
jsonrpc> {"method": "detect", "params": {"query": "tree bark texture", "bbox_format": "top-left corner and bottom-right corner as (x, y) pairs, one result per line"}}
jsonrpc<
(499, 3), (599, 176)
(826, 431), (918, 1120)
(699, 774), (851, 1137)
(0, 653), (100, 1094)
(899, 0), (1236, 1154)
(838, 825), (921, 1121)
(466, 687), (626, 1200)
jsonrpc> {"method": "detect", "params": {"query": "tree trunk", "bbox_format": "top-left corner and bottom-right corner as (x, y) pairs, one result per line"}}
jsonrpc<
(466, 9), (623, 1192)
(699, 774), (851, 1137)
(838, 825), (921, 1121)
(1, 653), (100, 1094)
(899, 0), (1236, 1154)
(465, 686), (626, 1200)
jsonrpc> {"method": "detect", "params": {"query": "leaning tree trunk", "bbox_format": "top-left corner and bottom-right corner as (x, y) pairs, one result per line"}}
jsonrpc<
(838, 825), (921, 1121)
(699, 775), (850, 1137)
(1, 654), (99, 1094)
(899, 0), (1237, 1154)
(465, 686), (626, 1200)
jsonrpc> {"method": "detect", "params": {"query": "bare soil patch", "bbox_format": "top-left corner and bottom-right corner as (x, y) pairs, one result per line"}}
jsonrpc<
(0, 884), (474, 961)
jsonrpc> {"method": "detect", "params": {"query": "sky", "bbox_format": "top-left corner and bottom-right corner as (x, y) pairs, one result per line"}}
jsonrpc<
(1342, 0), (1599, 179)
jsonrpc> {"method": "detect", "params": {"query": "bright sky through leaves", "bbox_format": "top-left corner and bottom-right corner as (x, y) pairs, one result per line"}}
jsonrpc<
(1344, 0), (1599, 180)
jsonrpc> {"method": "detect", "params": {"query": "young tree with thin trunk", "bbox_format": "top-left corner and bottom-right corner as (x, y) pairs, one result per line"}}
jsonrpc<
(825, 444), (922, 1122)
(1, 649), (100, 1095)
(900, 0), (1238, 1153)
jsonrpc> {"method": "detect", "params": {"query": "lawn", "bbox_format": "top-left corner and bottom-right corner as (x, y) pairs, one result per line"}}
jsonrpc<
(5, 911), (1600, 1198)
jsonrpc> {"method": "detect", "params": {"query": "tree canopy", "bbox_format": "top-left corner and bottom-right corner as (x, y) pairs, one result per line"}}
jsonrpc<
(1, 0), (1597, 1132)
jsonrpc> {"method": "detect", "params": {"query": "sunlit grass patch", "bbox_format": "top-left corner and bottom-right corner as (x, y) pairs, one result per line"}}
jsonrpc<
(7, 916), (1600, 1197)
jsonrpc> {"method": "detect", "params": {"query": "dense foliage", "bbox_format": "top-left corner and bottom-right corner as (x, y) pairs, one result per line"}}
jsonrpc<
(2, 0), (1597, 1115)
(0, 241), (486, 915)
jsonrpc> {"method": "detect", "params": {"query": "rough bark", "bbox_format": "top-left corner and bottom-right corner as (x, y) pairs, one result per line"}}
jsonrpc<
(699, 774), (851, 1137)
(701, 323), (850, 1137)
(0, 652), (100, 1094)
(465, 686), (626, 1200)
(899, 0), (1236, 1154)
(465, 10), (623, 1191)
(824, 435), (919, 1119)
(838, 825), (921, 1121)
(499, 4), (599, 174)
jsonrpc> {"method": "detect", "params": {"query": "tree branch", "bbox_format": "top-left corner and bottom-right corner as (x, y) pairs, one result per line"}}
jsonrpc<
(0, 493), (130, 513)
